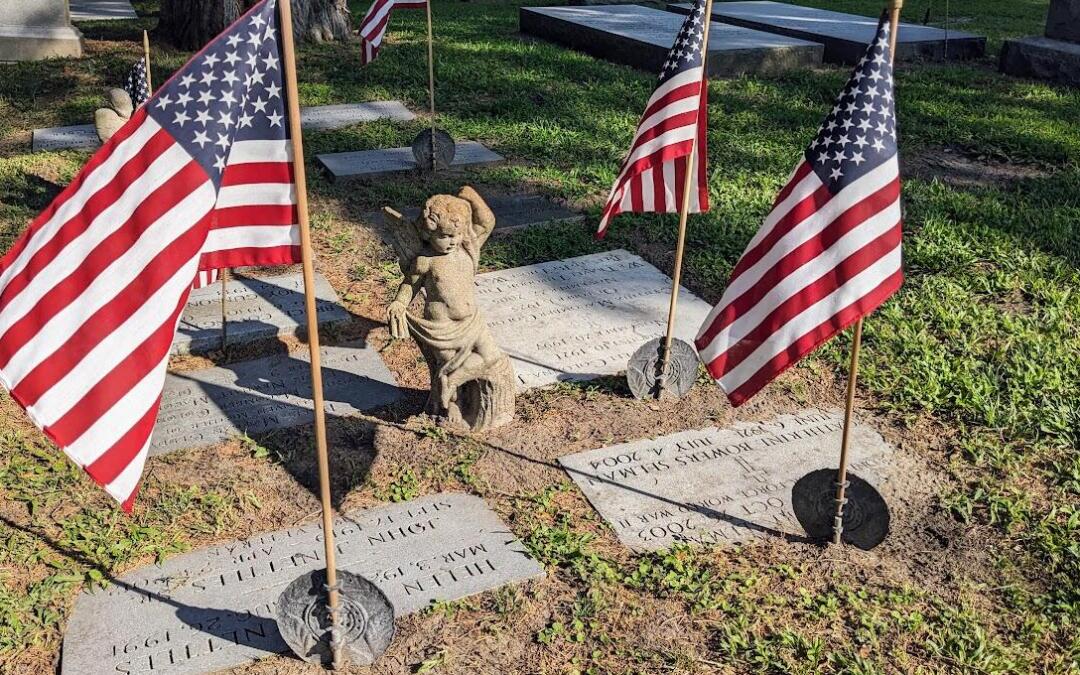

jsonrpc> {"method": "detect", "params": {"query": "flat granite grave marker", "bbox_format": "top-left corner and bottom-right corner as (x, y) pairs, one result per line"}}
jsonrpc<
(174, 272), (349, 355)
(668, 1), (986, 63)
(151, 342), (401, 456)
(32, 101), (415, 152)
(69, 0), (138, 21)
(317, 141), (506, 181)
(475, 249), (712, 389)
(367, 193), (581, 235)
(1001, 0), (1080, 88)
(61, 493), (545, 675)
(519, 5), (822, 77)
(559, 409), (895, 551)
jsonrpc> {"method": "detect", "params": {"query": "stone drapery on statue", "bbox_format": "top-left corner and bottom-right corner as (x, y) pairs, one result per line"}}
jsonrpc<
(384, 186), (515, 431)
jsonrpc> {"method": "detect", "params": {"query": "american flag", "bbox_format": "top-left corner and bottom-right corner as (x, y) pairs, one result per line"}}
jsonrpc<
(596, 0), (710, 237)
(357, 0), (427, 65)
(0, 0), (299, 509)
(125, 60), (151, 109)
(696, 17), (901, 406)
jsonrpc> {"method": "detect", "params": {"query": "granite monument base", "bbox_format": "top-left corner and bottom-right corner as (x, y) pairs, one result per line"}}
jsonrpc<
(61, 493), (545, 675)
(559, 410), (896, 551)
(1000, 36), (1080, 87)
(317, 141), (506, 181)
(0, 25), (83, 61)
(667, 1), (986, 63)
(520, 5), (822, 77)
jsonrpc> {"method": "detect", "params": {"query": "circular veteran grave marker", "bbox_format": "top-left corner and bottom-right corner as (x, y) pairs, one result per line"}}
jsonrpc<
(626, 337), (698, 400)
(791, 468), (890, 550)
(412, 128), (456, 171)
(277, 569), (395, 667)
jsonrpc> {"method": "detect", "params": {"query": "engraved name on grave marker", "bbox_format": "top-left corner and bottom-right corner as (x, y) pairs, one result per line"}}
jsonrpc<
(174, 272), (349, 354)
(61, 493), (545, 674)
(151, 342), (401, 455)
(558, 409), (895, 551)
(476, 250), (712, 389)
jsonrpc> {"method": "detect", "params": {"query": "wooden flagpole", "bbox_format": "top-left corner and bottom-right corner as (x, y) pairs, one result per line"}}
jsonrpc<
(142, 30), (153, 91)
(424, 0), (437, 172)
(831, 0), (902, 546)
(277, 0), (344, 667)
(658, 0), (714, 387)
(220, 269), (229, 351)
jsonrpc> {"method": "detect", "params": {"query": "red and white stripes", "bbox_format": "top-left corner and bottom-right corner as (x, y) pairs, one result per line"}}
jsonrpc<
(695, 157), (902, 406)
(0, 109), (213, 507)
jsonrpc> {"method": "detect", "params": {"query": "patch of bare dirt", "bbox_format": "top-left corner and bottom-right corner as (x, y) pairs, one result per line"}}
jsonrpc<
(903, 146), (1053, 189)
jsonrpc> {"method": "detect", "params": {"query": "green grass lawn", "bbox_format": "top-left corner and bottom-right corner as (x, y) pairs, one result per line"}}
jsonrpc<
(0, 0), (1078, 672)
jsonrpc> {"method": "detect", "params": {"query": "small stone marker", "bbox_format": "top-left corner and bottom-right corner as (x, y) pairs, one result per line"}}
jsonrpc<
(1001, 0), (1080, 88)
(519, 5), (822, 77)
(317, 141), (506, 181)
(151, 342), (401, 456)
(558, 409), (895, 551)
(367, 193), (582, 235)
(32, 102), (414, 152)
(668, 1), (986, 63)
(296, 101), (415, 129)
(61, 493), (545, 675)
(476, 250), (712, 389)
(173, 272), (349, 355)
(0, 0), (83, 61)
(31, 124), (99, 152)
(69, 0), (138, 21)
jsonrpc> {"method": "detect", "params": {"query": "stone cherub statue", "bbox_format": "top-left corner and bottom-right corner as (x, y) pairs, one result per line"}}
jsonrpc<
(384, 186), (515, 431)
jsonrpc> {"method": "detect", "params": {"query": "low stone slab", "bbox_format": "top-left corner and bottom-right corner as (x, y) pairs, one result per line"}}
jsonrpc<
(559, 409), (895, 551)
(1000, 36), (1080, 88)
(32, 101), (415, 152)
(317, 141), (506, 181)
(519, 5), (822, 77)
(151, 342), (401, 455)
(476, 249), (712, 389)
(61, 493), (545, 675)
(69, 0), (138, 21)
(174, 272), (349, 355)
(668, 1), (986, 63)
(368, 193), (581, 235)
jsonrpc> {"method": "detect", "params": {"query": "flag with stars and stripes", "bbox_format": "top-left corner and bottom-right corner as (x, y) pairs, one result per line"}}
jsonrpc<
(357, 0), (427, 65)
(695, 16), (901, 406)
(124, 60), (151, 109)
(596, 0), (710, 237)
(0, 0), (299, 510)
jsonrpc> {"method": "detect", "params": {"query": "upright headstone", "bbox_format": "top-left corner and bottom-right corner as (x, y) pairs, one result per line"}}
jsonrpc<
(558, 409), (896, 551)
(0, 0), (83, 61)
(667, 1), (986, 63)
(519, 5), (822, 77)
(1001, 0), (1080, 87)
(61, 493), (545, 675)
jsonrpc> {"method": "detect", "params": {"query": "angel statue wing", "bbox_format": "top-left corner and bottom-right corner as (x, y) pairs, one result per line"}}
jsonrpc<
(382, 206), (424, 273)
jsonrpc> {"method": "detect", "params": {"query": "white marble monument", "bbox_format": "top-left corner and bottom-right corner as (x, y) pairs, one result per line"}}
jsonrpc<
(0, 0), (83, 61)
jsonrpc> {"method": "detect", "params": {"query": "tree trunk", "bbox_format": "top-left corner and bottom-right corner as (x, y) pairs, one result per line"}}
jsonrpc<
(290, 0), (352, 42)
(158, 0), (349, 49)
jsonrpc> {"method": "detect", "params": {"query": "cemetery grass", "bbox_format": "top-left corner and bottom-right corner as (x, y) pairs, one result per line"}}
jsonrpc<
(0, 0), (1078, 672)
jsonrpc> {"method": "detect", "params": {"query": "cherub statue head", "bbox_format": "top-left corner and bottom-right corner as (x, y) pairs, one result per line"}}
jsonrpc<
(419, 194), (473, 254)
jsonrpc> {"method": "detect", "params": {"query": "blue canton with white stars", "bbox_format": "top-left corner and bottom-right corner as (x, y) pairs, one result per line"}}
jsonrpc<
(805, 17), (897, 192)
(124, 61), (150, 109)
(660, 0), (708, 82)
(145, 0), (287, 189)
